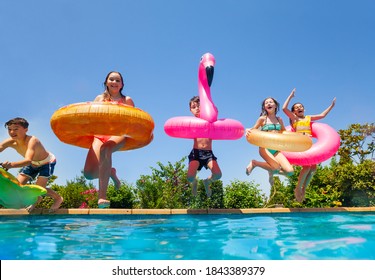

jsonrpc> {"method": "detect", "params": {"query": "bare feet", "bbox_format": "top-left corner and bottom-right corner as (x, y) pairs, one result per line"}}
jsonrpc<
(192, 180), (197, 196)
(268, 171), (274, 185)
(98, 199), (110, 209)
(49, 196), (64, 213)
(203, 179), (212, 197)
(110, 168), (121, 190)
(26, 196), (43, 213)
(294, 187), (302, 203)
(246, 160), (254, 176)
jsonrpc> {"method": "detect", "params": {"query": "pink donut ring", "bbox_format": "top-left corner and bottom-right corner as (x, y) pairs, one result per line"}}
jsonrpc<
(164, 53), (244, 140)
(282, 122), (340, 165)
(164, 116), (244, 140)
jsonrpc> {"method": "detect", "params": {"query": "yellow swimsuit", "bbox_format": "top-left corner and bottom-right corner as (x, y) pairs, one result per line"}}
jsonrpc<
(293, 116), (312, 136)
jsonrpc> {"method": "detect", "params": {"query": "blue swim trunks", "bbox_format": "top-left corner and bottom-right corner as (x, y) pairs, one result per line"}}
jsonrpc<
(188, 149), (217, 171)
(20, 154), (56, 180)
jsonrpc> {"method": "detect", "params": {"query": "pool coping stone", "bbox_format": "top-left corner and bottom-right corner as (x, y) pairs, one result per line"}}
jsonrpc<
(1, 207), (375, 215)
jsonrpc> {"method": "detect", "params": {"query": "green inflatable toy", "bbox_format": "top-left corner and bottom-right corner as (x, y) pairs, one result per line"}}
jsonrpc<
(0, 167), (47, 209)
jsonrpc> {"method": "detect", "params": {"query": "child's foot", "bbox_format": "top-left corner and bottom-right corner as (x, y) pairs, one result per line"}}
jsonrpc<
(268, 171), (274, 185)
(192, 180), (197, 196)
(294, 187), (302, 203)
(98, 199), (110, 209)
(245, 160), (254, 176)
(49, 196), (64, 213)
(203, 179), (212, 198)
(26, 196), (43, 213)
(111, 168), (121, 190)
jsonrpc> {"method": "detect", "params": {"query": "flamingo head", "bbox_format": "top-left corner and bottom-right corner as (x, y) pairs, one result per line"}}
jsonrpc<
(200, 53), (215, 86)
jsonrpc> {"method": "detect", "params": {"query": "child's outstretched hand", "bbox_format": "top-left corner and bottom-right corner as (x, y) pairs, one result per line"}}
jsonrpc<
(0, 161), (11, 170)
(332, 97), (336, 107)
(290, 88), (296, 98)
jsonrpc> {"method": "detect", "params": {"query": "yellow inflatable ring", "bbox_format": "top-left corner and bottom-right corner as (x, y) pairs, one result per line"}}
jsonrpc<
(246, 129), (312, 152)
(0, 168), (47, 209)
(50, 102), (155, 151)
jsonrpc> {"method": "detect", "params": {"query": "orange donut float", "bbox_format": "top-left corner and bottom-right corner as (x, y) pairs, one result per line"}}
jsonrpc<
(50, 102), (154, 151)
(246, 129), (312, 152)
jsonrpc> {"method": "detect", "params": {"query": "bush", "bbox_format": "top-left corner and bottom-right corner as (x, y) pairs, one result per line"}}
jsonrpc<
(107, 184), (136, 208)
(224, 180), (266, 208)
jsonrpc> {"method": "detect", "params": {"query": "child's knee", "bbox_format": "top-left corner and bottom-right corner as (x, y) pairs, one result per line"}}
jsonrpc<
(212, 172), (222, 181)
(83, 169), (95, 180)
(270, 165), (281, 174)
(285, 169), (294, 177)
(187, 176), (195, 183)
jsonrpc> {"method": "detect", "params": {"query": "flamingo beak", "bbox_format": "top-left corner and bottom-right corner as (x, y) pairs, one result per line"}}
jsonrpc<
(206, 65), (214, 87)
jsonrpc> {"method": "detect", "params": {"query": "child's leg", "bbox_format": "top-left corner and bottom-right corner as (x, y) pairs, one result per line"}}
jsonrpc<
(294, 167), (310, 202)
(274, 153), (294, 177)
(97, 137), (127, 204)
(204, 160), (222, 197)
(84, 139), (121, 190)
(110, 168), (121, 190)
(207, 160), (222, 182)
(301, 165), (317, 200)
(36, 176), (63, 212)
(258, 148), (286, 185)
(17, 174), (42, 212)
(187, 161), (199, 195)
(83, 138), (102, 180)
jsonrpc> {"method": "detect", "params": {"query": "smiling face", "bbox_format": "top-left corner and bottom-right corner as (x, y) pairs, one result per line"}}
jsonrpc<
(105, 72), (124, 94)
(262, 97), (279, 115)
(7, 124), (27, 140)
(291, 103), (305, 118)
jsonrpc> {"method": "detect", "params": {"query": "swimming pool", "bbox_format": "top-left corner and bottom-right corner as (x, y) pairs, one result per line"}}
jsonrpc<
(1, 212), (374, 260)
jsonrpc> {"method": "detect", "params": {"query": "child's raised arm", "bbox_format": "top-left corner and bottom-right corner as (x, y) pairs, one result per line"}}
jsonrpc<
(282, 88), (296, 120)
(311, 97), (336, 121)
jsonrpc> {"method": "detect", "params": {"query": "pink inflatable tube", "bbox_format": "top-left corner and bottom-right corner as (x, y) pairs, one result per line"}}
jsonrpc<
(165, 116), (244, 140)
(282, 122), (340, 165)
(164, 53), (244, 140)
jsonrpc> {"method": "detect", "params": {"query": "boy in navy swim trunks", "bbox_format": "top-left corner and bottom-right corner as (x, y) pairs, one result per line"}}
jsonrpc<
(0, 117), (63, 212)
(187, 96), (222, 197)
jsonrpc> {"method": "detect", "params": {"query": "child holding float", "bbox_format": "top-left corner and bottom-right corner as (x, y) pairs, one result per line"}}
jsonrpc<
(245, 97), (294, 185)
(164, 53), (244, 197)
(187, 96), (222, 197)
(51, 71), (154, 209)
(282, 88), (336, 202)
(0, 117), (63, 212)
(83, 71), (135, 208)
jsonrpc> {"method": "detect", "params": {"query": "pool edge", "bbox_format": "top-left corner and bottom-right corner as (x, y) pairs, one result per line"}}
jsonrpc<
(1, 207), (375, 215)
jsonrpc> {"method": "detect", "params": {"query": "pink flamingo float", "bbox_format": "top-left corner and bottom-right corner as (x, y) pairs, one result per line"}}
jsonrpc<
(164, 53), (244, 140)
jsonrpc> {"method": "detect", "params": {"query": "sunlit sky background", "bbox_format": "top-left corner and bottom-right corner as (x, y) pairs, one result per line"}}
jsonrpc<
(1, 0), (374, 196)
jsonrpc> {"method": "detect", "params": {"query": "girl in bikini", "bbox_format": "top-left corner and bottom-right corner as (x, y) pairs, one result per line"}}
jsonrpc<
(283, 88), (336, 202)
(246, 97), (294, 185)
(83, 71), (135, 208)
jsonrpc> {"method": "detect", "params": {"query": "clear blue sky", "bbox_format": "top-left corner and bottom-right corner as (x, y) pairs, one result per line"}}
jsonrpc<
(1, 0), (374, 196)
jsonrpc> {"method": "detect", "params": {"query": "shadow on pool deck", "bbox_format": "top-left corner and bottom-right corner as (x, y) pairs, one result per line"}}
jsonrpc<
(1, 207), (375, 215)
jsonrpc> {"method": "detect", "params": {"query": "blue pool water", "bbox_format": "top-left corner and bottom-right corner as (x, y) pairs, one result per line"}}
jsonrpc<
(1, 212), (375, 260)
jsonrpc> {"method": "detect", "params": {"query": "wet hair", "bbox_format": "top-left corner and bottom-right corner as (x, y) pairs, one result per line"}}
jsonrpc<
(260, 97), (280, 116)
(189, 96), (200, 108)
(5, 117), (29, 129)
(102, 71), (125, 101)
